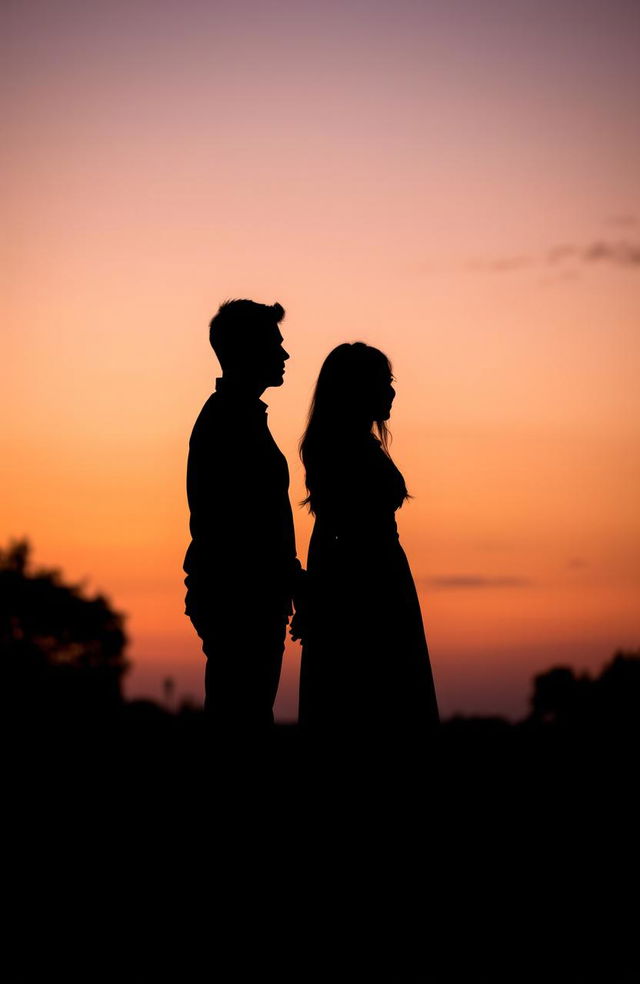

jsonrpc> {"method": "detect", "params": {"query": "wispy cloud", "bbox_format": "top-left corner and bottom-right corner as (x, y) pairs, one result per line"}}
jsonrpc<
(547, 244), (578, 264)
(467, 255), (533, 273)
(421, 575), (533, 590)
(471, 235), (640, 274)
(582, 240), (640, 266)
(606, 213), (637, 229)
(567, 557), (589, 569)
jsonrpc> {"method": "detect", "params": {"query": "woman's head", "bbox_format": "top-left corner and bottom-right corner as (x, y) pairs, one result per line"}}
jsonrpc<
(306, 342), (396, 433)
(300, 343), (408, 510)
(300, 341), (396, 465)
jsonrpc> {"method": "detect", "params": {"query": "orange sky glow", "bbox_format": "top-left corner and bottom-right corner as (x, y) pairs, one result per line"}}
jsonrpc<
(4, 0), (639, 719)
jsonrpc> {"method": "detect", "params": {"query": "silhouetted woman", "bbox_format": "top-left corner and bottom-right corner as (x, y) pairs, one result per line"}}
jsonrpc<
(294, 342), (439, 749)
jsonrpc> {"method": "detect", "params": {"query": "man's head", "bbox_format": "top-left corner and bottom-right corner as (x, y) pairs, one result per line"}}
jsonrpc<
(209, 299), (289, 390)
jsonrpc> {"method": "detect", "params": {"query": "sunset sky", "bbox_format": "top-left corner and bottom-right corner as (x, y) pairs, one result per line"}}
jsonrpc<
(4, 0), (639, 720)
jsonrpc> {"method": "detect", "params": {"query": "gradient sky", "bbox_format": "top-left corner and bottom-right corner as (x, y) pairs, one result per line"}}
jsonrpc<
(4, 0), (640, 720)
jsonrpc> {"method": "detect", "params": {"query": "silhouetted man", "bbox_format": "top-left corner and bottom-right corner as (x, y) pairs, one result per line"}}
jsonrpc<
(183, 299), (304, 736)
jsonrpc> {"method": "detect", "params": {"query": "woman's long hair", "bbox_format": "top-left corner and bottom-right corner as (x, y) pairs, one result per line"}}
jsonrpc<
(300, 342), (407, 511)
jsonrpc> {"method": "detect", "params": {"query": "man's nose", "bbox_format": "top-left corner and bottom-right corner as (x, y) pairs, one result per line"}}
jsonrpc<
(282, 349), (290, 361)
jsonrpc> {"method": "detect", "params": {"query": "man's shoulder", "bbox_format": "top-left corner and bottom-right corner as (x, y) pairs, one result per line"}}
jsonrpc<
(189, 392), (260, 449)
(190, 393), (227, 438)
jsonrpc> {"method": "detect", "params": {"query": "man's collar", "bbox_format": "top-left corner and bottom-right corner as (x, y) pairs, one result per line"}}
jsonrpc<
(214, 377), (268, 412)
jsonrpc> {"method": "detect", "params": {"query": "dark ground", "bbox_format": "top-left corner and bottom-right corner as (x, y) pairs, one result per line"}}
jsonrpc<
(4, 712), (638, 982)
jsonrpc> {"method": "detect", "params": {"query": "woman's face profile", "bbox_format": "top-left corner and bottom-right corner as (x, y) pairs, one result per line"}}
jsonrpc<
(367, 369), (395, 421)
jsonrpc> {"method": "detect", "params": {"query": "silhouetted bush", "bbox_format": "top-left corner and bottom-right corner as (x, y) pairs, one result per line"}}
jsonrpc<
(0, 538), (129, 725)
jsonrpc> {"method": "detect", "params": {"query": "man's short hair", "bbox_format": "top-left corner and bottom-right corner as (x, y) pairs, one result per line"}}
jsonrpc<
(209, 299), (285, 367)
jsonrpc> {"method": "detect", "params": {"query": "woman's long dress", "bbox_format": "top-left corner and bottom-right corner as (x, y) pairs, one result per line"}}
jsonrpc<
(298, 434), (439, 744)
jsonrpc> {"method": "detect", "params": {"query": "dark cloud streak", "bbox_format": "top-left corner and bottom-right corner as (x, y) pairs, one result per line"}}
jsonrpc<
(474, 238), (640, 273)
(583, 240), (640, 266)
(421, 575), (533, 590)
(606, 214), (637, 228)
(568, 557), (589, 569)
(547, 244), (578, 264)
(467, 256), (533, 272)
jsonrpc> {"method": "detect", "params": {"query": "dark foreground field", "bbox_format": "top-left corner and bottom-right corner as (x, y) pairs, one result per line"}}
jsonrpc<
(4, 711), (638, 982)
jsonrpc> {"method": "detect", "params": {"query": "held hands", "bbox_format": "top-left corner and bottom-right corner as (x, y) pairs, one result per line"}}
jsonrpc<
(289, 567), (309, 644)
(288, 609), (306, 644)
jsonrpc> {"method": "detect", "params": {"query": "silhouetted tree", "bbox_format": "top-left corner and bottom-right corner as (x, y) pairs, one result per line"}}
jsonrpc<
(0, 539), (129, 723)
(529, 651), (640, 734)
(595, 650), (640, 733)
(529, 666), (591, 726)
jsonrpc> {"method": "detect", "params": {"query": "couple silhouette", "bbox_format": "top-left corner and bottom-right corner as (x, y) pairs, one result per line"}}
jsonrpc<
(183, 298), (439, 752)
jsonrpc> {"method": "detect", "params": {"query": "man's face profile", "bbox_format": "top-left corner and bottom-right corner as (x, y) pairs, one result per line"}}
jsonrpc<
(253, 323), (289, 388)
